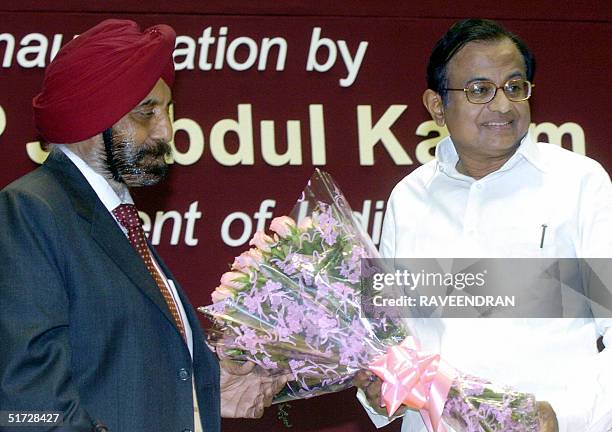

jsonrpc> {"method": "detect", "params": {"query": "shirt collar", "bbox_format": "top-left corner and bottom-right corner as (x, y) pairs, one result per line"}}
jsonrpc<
(435, 135), (460, 169)
(435, 131), (549, 176)
(516, 130), (549, 172)
(56, 144), (134, 212)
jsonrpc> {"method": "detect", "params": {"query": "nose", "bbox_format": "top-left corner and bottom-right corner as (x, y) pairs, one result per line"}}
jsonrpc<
(487, 87), (512, 113)
(151, 109), (173, 143)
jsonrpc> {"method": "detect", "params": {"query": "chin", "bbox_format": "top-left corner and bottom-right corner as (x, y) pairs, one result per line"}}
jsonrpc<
(487, 135), (522, 151)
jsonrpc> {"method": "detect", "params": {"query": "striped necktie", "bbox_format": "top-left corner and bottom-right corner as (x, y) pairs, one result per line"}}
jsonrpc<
(112, 203), (187, 342)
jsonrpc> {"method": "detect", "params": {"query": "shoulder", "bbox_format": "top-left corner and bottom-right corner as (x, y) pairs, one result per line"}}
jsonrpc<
(387, 160), (438, 204)
(537, 143), (610, 180)
(0, 168), (69, 258)
(0, 164), (71, 219)
(2, 167), (52, 203)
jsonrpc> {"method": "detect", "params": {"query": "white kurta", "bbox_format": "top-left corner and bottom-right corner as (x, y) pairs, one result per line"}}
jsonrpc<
(360, 134), (612, 432)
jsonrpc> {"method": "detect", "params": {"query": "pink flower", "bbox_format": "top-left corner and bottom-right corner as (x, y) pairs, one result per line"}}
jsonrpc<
(270, 216), (296, 238)
(211, 285), (234, 302)
(298, 216), (313, 231)
(247, 248), (264, 263)
(219, 271), (245, 289)
(232, 248), (263, 271)
(249, 231), (274, 252)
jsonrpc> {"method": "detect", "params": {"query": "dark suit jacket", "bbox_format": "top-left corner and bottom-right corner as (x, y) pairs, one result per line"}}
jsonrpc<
(0, 150), (220, 432)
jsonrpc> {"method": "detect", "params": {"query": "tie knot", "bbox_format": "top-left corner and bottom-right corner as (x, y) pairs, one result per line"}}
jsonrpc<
(112, 203), (142, 229)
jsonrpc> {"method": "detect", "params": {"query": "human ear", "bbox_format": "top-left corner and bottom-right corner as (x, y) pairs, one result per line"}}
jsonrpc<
(422, 89), (445, 126)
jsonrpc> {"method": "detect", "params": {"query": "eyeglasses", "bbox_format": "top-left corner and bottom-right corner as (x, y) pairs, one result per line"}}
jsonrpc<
(444, 79), (535, 104)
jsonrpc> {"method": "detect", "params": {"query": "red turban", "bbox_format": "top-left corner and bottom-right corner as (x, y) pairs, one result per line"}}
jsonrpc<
(32, 19), (176, 144)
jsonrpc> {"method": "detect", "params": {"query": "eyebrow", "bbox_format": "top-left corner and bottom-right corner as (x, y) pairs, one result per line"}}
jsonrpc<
(137, 99), (157, 108)
(465, 71), (526, 85)
(137, 99), (174, 109)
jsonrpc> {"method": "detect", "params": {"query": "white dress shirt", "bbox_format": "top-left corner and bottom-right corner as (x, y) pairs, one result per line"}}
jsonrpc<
(360, 134), (612, 432)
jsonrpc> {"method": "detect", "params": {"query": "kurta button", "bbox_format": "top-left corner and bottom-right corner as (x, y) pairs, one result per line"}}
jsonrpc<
(182, 429), (193, 432)
(178, 368), (190, 381)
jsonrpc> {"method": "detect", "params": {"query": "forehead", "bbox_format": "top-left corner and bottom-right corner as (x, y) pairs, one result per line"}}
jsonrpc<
(446, 38), (525, 84)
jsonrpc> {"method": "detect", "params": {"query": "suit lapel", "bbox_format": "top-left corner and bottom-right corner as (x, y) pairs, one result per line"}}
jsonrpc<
(43, 150), (178, 331)
(89, 201), (176, 327)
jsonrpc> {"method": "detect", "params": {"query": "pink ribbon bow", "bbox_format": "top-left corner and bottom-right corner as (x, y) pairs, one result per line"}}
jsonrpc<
(368, 337), (456, 432)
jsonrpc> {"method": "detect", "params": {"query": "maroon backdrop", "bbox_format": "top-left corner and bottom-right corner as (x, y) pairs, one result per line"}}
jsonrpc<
(1, 2), (611, 431)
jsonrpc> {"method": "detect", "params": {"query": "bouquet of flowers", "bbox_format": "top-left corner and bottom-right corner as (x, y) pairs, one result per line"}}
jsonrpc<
(200, 170), (539, 431)
(201, 169), (402, 401)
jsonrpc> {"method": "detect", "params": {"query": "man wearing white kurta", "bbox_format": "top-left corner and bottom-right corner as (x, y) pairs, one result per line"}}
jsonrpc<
(358, 19), (612, 432)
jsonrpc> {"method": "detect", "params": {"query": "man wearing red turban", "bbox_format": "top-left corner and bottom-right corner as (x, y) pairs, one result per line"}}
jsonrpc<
(0, 19), (287, 432)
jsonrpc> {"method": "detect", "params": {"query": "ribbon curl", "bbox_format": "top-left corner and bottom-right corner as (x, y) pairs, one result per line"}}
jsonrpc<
(369, 337), (456, 432)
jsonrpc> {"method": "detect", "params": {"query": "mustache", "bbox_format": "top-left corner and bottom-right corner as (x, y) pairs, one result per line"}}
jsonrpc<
(110, 127), (172, 163)
(133, 139), (172, 159)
